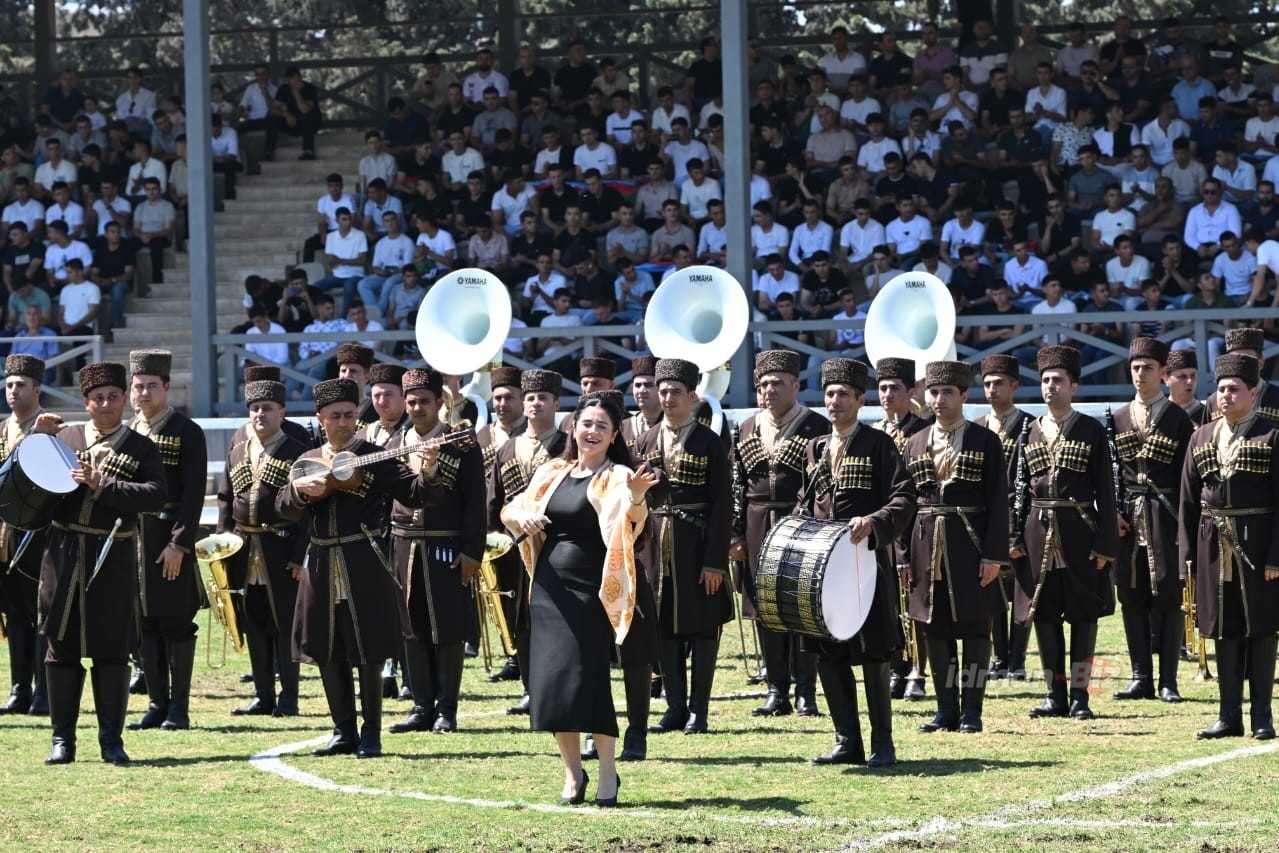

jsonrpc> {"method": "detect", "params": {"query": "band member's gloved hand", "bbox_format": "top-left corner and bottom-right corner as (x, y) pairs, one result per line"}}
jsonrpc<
(978, 560), (1000, 587)
(454, 553), (480, 586)
(847, 517), (871, 544)
(700, 569), (724, 595)
(158, 544), (183, 580)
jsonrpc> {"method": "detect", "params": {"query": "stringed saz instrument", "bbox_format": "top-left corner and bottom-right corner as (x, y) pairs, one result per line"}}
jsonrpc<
(289, 423), (476, 500)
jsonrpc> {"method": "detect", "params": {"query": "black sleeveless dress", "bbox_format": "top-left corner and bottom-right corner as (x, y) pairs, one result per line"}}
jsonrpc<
(528, 473), (618, 735)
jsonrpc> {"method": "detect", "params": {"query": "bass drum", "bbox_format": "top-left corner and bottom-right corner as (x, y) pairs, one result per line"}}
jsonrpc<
(0, 433), (81, 529)
(756, 516), (876, 642)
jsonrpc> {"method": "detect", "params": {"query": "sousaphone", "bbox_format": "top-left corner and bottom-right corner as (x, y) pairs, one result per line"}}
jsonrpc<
(863, 271), (957, 376)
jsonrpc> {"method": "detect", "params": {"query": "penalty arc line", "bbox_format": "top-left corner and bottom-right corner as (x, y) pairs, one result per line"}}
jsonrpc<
(841, 741), (1279, 851)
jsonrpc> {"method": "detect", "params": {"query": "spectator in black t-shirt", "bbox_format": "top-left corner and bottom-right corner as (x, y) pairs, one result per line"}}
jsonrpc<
(799, 250), (846, 318)
(1078, 278), (1127, 377)
(1147, 233), (1199, 298)
(91, 221), (138, 329)
(578, 169), (624, 236)
(243, 273), (285, 317)
(619, 120), (659, 179)
(572, 252), (615, 313)
(553, 41), (598, 113)
(538, 163), (575, 234)
(453, 170), (490, 240)
(684, 37), (723, 110)
(982, 201), (1030, 265)
(395, 140), (441, 199)
(487, 128), (533, 180)
(949, 245), (995, 307)
(572, 88), (609, 142)
(755, 120), (797, 180)
(1060, 247), (1106, 300)
(405, 179), (452, 234)
(976, 279), (1031, 356)
(553, 204), (594, 276)
(873, 153), (918, 219)
(508, 46), (552, 113)
(277, 267), (322, 333)
(908, 152), (961, 225)
(434, 84), (476, 147)
(979, 68), (1019, 136)
(2, 222), (46, 292)
(749, 80), (788, 135)
(509, 210), (551, 284)
(1038, 193), (1082, 270)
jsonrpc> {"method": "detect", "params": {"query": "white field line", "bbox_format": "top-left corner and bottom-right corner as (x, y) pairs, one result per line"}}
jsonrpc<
(841, 742), (1279, 851)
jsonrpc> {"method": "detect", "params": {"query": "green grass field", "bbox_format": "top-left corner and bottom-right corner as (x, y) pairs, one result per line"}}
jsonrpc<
(2, 615), (1277, 852)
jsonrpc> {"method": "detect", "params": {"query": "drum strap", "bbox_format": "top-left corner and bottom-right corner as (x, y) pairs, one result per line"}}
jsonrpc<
(51, 521), (135, 539)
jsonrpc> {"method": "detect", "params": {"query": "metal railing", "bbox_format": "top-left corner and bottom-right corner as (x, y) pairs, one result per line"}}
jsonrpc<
(0, 334), (103, 406)
(211, 307), (1279, 410)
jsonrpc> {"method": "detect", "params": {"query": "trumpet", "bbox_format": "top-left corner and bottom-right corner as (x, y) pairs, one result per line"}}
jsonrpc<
(196, 532), (246, 669)
(474, 532), (519, 673)
(1182, 561), (1213, 682)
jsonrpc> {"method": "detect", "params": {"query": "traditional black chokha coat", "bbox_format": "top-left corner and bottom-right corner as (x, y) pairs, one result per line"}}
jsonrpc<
(386, 427), (487, 646)
(1181, 399), (1207, 426)
(620, 410), (660, 455)
(276, 439), (430, 665)
(131, 410), (208, 626)
(903, 421), (1009, 639)
(1179, 418), (1279, 638)
(1110, 399), (1194, 613)
(1013, 411), (1121, 625)
(356, 411), (411, 448)
(230, 418), (312, 448)
(488, 428), (569, 634)
(39, 426), (166, 658)
(0, 410), (46, 624)
(216, 431), (311, 633)
(979, 408), (1034, 607)
(733, 407), (829, 617)
(633, 421), (733, 638)
(476, 417), (526, 480)
(795, 425), (916, 663)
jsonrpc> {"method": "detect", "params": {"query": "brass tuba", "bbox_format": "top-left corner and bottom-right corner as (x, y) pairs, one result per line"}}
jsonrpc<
(196, 532), (246, 668)
(474, 532), (519, 672)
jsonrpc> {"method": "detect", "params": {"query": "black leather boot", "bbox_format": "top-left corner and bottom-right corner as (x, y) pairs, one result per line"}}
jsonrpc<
(793, 645), (822, 717)
(0, 619), (34, 714)
(313, 664), (359, 756)
(1156, 610), (1184, 703)
(1198, 638), (1245, 739)
(28, 634), (49, 715)
(959, 638), (992, 733)
(128, 651), (147, 695)
(992, 607), (1011, 679)
(357, 663), (384, 757)
(92, 662), (132, 765)
(1029, 619), (1068, 717)
(1113, 608), (1155, 700)
(274, 630), (300, 716)
(889, 651), (908, 699)
(234, 630), (277, 715)
(619, 664), (651, 761)
(1068, 622), (1100, 719)
(920, 636), (959, 732)
(489, 655), (521, 682)
(128, 635), (169, 730)
(44, 663), (84, 765)
(161, 636), (196, 730)
(753, 628), (792, 717)
(1248, 635), (1277, 740)
(684, 637), (718, 734)
(381, 659), (398, 700)
(432, 643), (464, 733)
(812, 659), (865, 765)
(864, 661), (896, 766)
(390, 640), (435, 733)
(650, 639), (687, 732)
(1008, 621), (1031, 679)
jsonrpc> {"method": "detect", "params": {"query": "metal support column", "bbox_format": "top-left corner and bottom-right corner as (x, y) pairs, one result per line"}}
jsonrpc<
(496, 0), (520, 75)
(721, 0), (753, 409)
(184, 0), (217, 416)
(33, 0), (58, 95)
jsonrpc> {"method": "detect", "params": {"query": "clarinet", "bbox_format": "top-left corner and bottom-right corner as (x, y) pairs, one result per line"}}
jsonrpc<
(1103, 406), (1128, 523)
(1012, 417), (1031, 538)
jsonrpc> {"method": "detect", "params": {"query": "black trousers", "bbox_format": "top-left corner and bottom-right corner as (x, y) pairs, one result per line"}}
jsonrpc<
(266, 112), (320, 154)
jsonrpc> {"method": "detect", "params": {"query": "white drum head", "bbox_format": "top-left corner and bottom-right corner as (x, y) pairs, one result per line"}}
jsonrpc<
(18, 434), (80, 494)
(820, 534), (876, 642)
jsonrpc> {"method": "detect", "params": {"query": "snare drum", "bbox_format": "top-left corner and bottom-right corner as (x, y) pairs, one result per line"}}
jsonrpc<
(0, 433), (81, 529)
(755, 516), (876, 642)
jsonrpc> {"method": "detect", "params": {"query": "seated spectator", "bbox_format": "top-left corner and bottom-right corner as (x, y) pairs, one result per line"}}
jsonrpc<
(6, 278), (53, 334)
(606, 203), (649, 267)
(56, 258), (99, 341)
(800, 250), (847, 318)
(612, 257), (654, 324)
(361, 178), (403, 241)
(1242, 92), (1279, 159)
(913, 241), (954, 284)
(1212, 141), (1255, 210)
(302, 173), (353, 262)
(569, 251), (614, 322)
(695, 199), (728, 266)
(753, 253), (800, 314)
(116, 66), (156, 135)
(538, 163), (576, 234)
(244, 302), (290, 368)
(907, 151), (961, 225)
(1090, 184), (1136, 254)
(901, 106), (942, 161)
(884, 196), (930, 267)
(552, 203), (592, 275)
(929, 65), (978, 131)
(40, 69), (85, 135)
(937, 121), (988, 194)
(939, 199), (984, 263)
(578, 168), (624, 236)
(1242, 227), (1279, 306)
(1026, 62), (1067, 147)
(678, 159), (719, 226)
(840, 77), (881, 136)
(0, 146), (35, 208)
(950, 245), (995, 308)
(1141, 98), (1190, 168)
(289, 293), (345, 398)
(522, 251), (567, 324)
(312, 206), (368, 307)
(652, 199), (696, 263)
(490, 167), (538, 236)
(1060, 247), (1106, 299)
(1190, 97), (1234, 164)
(1136, 176), (1186, 247)
(91, 220), (136, 329)
(357, 210), (414, 318)
(235, 63), (277, 132)
(1246, 180), (1279, 239)
(659, 244), (695, 281)
(862, 244), (905, 301)
(1004, 239), (1049, 305)
(519, 89), (560, 148)
(1161, 137), (1206, 206)
(9, 304), (59, 381)
(509, 210), (551, 282)
(982, 201), (1028, 265)
(1177, 273), (1229, 366)
(532, 125), (572, 179)
(661, 117), (709, 186)
(149, 110), (180, 162)
(456, 169), (493, 238)
(33, 138), (76, 200)
(384, 265), (427, 331)
(826, 287), (868, 353)
(1184, 177), (1241, 259)
(536, 287), (584, 366)
(1150, 233), (1199, 300)
(870, 153), (917, 222)
(604, 90), (644, 147)
(825, 156), (873, 225)
(91, 177), (132, 237)
(1216, 65), (1254, 121)
(1106, 234), (1153, 307)
(572, 125), (617, 180)
(1171, 56), (1215, 122)
(344, 299), (383, 351)
(976, 280), (1030, 357)
(788, 198), (834, 273)
(43, 219), (93, 292)
(473, 86), (518, 150)
(411, 211), (456, 283)
(167, 135), (190, 219)
(1078, 278), (1127, 373)
(960, 18), (1008, 90)
(1210, 231), (1257, 304)
(804, 105), (857, 186)
(462, 48), (510, 107)
(767, 292), (813, 356)
(266, 66), (322, 161)
(393, 140), (440, 199)
(1030, 276), (1077, 347)
(1065, 145), (1108, 216)
(1038, 193), (1083, 271)
(467, 216), (510, 276)
(838, 198), (884, 275)
(358, 131), (397, 202)
(1129, 278), (1175, 340)
(3, 222), (46, 295)
(440, 131), (486, 198)
(487, 128), (533, 181)
(382, 97), (427, 156)
(277, 267), (320, 332)
(617, 119), (658, 181)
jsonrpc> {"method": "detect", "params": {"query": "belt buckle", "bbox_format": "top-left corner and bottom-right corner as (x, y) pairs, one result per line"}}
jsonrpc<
(1135, 473), (1148, 485)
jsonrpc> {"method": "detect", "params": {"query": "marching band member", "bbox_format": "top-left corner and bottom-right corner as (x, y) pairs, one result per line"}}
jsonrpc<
(1110, 338), (1193, 704)
(334, 343), (378, 426)
(731, 350), (829, 718)
(489, 369), (567, 715)
(1016, 346), (1120, 721)
(1165, 349), (1206, 424)
(36, 362), (166, 765)
(475, 365), (526, 685)
(232, 364), (312, 445)
(556, 357), (617, 437)
(1203, 328), (1279, 423)
(872, 357), (930, 700)
(501, 392), (657, 807)
(0, 354), (51, 715)
(358, 362), (411, 447)
(127, 349), (208, 732)
(216, 378), (310, 716)
(979, 354), (1033, 680)
(799, 358), (915, 766)
(1180, 353), (1279, 741)
(623, 356), (662, 451)
(387, 369), (486, 735)
(903, 360), (1009, 734)
(635, 358), (732, 735)
(279, 378), (432, 758)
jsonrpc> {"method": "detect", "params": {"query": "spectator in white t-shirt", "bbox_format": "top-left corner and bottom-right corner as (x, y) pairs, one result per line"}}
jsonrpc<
(838, 199), (886, 273)
(243, 303), (290, 369)
(939, 201), (985, 263)
(749, 201), (789, 260)
(57, 258), (100, 334)
(1242, 227), (1279, 306)
(1105, 235), (1153, 306)
(788, 198), (835, 273)
(571, 125), (617, 180)
(855, 113), (901, 181)
(1243, 92), (1279, 159)
(1210, 230), (1258, 303)
(313, 207), (368, 308)
(885, 196), (932, 265)
(357, 210), (415, 318)
(43, 219), (93, 290)
(1090, 184), (1137, 254)
(753, 254), (801, 313)
(1030, 277), (1078, 346)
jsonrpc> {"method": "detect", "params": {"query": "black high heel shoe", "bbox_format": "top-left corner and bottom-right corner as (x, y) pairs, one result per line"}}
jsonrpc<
(557, 769), (589, 805)
(595, 773), (621, 807)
